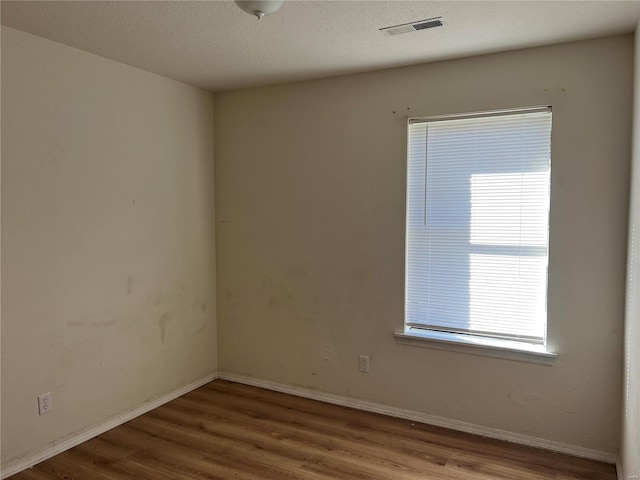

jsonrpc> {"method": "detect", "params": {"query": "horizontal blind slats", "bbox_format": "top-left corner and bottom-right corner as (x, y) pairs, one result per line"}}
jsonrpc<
(405, 110), (551, 343)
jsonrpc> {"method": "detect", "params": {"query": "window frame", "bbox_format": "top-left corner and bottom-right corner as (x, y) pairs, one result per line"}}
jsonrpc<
(395, 106), (557, 364)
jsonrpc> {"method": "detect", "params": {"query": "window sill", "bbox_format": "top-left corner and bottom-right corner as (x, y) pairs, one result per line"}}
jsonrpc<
(394, 328), (557, 365)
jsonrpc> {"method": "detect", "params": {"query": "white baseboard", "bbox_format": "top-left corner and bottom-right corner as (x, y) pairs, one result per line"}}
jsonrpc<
(1, 373), (218, 479)
(217, 371), (617, 465)
(617, 456), (624, 480)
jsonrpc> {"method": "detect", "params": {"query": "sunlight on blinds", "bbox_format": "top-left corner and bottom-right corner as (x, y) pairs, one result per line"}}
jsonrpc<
(405, 108), (552, 343)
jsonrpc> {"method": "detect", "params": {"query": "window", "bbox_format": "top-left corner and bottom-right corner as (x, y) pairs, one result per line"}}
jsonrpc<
(401, 107), (554, 359)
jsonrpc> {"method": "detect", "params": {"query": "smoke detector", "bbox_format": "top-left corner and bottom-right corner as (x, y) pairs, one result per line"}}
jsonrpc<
(380, 17), (446, 36)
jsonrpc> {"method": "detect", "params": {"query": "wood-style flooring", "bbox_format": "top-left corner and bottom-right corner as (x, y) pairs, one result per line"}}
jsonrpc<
(9, 380), (616, 479)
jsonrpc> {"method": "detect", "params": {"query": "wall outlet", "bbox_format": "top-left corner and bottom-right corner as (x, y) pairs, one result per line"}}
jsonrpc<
(358, 355), (369, 373)
(38, 392), (52, 415)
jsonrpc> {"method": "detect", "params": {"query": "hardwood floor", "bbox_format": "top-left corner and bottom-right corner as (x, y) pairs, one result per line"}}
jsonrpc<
(9, 380), (616, 480)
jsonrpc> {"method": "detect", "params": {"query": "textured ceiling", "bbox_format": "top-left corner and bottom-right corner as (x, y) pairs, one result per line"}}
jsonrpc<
(2, 0), (640, 91)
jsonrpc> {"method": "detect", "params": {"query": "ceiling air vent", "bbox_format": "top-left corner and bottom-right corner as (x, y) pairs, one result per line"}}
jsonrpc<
(380, 17), (445, 36)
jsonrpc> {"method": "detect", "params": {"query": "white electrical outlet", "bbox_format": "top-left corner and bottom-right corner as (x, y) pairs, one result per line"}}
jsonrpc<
(38, 392), (52, 415)
(358, 355), (369, 373)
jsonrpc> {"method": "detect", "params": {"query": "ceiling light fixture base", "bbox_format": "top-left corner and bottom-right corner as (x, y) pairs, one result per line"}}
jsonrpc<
(234, 0), (284, 20)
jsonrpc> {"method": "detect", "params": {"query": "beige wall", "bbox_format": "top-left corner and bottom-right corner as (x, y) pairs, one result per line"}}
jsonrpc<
(1, 27), (217, 466)
(1, 23), (633, 470)
(620, 23), (640, 480)
(215, 35), (633, 455)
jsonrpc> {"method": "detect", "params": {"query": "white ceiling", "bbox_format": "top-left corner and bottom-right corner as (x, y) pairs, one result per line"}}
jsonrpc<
(2, 0), (640, 92)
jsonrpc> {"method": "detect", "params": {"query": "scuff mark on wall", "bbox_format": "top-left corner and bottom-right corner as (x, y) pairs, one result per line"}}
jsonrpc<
(158, 311), (174, 345)
(67, 318), (119, 328)
(322, 356), (334, 366)
(193, 325), (205, 335)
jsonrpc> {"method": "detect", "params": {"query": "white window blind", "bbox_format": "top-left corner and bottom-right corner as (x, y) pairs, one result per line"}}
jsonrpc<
(405, 107), (552, 344)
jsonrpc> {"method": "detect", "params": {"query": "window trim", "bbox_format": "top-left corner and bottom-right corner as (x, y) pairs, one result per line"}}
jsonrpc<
(401, 106), (556, 362)
(394, 327), (557, 365)
(408, 105), (551, 124)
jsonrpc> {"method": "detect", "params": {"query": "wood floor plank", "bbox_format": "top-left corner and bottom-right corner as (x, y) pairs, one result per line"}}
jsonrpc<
(80, 432), (232, 480)
(4, 470), (53, 480)
(198, 380), (572, 477)
(191, 382), (459, 468)
(195, 384), (568, 479)
(167, 391), (456, 477)
(7, 380), (617, 480)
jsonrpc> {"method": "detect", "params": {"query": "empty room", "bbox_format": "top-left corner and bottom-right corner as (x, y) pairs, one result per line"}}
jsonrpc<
(1, 1), (640, 479)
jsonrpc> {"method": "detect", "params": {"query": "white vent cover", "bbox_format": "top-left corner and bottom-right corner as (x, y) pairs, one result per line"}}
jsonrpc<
(380, 17), (446, 36)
